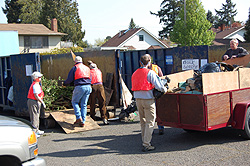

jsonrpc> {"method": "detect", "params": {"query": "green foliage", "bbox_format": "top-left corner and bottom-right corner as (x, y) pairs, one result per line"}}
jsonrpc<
(244, 8), (250, 43)
(151, 0), (183, 38)
(41, 77), (74, 111)
(170, 0), (215, 46)
(18, 0), (42, 24)
(129, 18), (136, 29)
(215, 0), (237, 26)
(3, 0), (85, 44)
(94, 38), (106, 47)
(207, 10), (214, 25)
(2, 0), (23, 23)
(40, 47), (83, 55)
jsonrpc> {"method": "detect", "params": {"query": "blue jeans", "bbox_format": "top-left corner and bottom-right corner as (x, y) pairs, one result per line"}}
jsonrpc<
(158, 125), (164, 130)
(72, 85), (92, 123)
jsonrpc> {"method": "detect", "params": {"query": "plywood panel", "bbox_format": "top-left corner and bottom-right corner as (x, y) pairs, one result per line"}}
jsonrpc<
(232, 88), (250, 109)
(162, 70), (194, 89)
(238, 68), (250, 89)
(156, 94), (179, 123)
(207, 93), (230, 127)
(223, 54), (250, 67)
(179, 95), (204, 125)
(50, 109), (101, 134)
(202, 71), (239, 94)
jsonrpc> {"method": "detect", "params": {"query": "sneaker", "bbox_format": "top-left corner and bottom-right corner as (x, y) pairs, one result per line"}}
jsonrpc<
(35, 133), (40, 138)
(37, 130), (44, 135)
(159, 129), (164, 135)
(142, 145), (155, 152)
(103, 119), (109, 125)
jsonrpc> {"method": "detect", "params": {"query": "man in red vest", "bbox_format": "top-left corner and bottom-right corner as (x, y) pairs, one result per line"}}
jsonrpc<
(88, 61), (109, 125)
(131, 54), (167, 152)
(64, 56), (92, 127)
(27, 71), (45, 137)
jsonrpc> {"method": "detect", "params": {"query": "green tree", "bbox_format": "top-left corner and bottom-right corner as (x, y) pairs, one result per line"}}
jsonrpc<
(94, 38), (106, 47)
(2, 0), (23, 23)
(244, 8), (250, 43)
(207, 10), (214, 25)
(215, 0), (237, 26)
(40, 0), (85, 44)
(128, 18), (136, 29)
(18, 0), (43, 24)
(170, 0), (215, 46)
(151, 0), (183, 38)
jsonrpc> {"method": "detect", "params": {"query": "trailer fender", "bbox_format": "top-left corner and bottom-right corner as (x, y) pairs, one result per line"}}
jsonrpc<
(232, 102), (250, 129)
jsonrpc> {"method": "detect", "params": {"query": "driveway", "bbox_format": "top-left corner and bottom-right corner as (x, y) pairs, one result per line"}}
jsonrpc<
(38, 110), (250, 166)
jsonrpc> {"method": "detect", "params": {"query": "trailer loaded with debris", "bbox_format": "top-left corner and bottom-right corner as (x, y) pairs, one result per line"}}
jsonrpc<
(156, 57), (250, 139)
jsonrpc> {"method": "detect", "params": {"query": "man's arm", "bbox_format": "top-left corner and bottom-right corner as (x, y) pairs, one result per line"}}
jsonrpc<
(237, 47), (249, 57)
(147, 71), (167, 93)
(64, 67), (75, 86)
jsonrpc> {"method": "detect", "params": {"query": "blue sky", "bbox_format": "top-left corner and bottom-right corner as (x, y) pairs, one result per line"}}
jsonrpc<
(0, 0), (249, 44)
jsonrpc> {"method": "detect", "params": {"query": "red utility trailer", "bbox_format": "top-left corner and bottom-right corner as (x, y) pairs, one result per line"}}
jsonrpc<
(156, 68), (250, 139)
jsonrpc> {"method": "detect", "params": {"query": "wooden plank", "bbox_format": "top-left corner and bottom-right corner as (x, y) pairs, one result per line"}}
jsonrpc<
(162, 70), (194, 89)
(104, 87), (113, 106)
(238, 68), (250, 89)
(223, 54), (250, 67)
(202, 71), (239, 94)
(207, 93), (231, 127)
(50, 109), (100, 134)
(232, 88), (250, 109)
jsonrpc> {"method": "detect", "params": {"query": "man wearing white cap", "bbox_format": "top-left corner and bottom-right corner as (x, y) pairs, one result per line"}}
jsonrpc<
(64, 56), (92, 127)
(27, 71), (46, 136)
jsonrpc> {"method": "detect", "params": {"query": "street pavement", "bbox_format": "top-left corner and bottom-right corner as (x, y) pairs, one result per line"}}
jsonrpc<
(38, 109), (250, 166)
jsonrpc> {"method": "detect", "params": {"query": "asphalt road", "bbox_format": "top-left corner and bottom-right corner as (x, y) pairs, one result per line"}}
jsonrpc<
(38, 110), (250, 166)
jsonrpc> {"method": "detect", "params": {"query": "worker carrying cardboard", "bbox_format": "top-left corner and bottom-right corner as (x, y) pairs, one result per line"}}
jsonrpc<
(88, 61), (109, 125)
(131, 54), (167, 152)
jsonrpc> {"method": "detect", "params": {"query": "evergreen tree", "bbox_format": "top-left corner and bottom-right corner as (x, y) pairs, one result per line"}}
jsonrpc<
(151, 0), (183, 38)
(170, 0), (215, 46)
(207, 10), (214, 24)
(244, 8), (250, 43)
(215, 0), (237, 26)
(2, 0), (23, 23)
(128, 18), (136, 29)
(18, 0), (43, 24)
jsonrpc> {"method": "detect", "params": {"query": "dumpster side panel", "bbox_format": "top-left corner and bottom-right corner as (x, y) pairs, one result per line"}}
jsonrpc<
(11, 53), (40, 116)
(207, 92), (231, 127)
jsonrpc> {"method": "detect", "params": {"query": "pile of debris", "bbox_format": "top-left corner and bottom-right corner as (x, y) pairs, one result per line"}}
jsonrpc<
(168, 62), (242, 94)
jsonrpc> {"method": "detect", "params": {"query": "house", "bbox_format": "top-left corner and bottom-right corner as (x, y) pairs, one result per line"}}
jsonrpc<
(101, 27), (169, 50)
(0, 19), (67, 53)
(213, 23), (246, 45)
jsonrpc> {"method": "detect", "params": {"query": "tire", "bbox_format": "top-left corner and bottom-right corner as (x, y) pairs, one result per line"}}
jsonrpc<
(0, 156), (21, 166)
(240, 107), (250, 139)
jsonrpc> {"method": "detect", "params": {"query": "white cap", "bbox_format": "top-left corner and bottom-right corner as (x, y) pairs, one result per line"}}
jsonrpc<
(32, 71), (43, 79)
(89, 63), (97, 69)
(75, 56), (82, 63)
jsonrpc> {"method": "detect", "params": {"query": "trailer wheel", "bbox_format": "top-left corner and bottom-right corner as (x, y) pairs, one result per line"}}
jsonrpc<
(240, 107), (250, 139)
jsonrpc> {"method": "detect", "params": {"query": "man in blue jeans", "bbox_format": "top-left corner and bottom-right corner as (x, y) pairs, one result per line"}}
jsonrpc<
(64, 56), (92, 127)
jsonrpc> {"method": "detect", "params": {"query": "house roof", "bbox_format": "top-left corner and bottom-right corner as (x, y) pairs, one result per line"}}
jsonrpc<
(212, 25), (245, 45)
(101, 27), (168, 48)
(214, 26), (245, 40)
(0, 23), (67, 36)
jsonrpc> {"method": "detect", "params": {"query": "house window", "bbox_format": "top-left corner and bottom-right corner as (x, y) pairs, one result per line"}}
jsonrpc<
(139, 35), (144, 41)
(24, 36), (49, 48)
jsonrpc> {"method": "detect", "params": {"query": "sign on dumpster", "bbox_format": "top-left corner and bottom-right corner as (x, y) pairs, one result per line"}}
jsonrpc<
(182, 59), (199, 70)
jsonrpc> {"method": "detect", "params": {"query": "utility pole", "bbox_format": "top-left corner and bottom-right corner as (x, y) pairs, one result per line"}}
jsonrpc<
(184, 0), (186, 24)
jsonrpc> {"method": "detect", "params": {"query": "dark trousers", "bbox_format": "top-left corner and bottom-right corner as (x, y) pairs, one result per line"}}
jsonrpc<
(89, 84), (108, 120)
